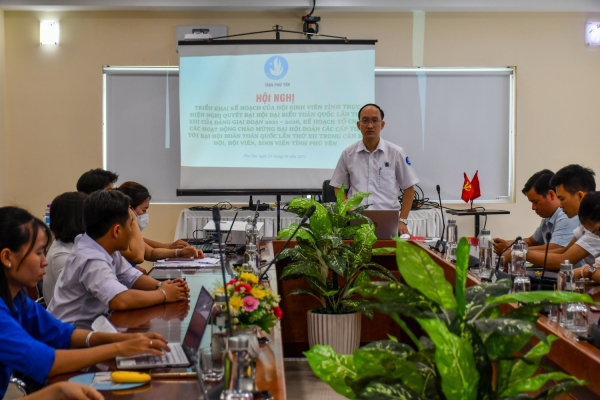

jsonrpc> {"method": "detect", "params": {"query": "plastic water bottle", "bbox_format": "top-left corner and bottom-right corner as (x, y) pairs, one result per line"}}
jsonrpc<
(210, 293), (229, 353)
(44, 204), (51, 227)
(557, 260), (574, 327)
(445, 219), (458, 262)
(510, 240), (528, 277)
(478, 229), (493, 278)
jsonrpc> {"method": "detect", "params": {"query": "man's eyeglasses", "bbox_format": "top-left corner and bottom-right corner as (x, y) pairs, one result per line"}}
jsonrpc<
(359, 119), (382, 125)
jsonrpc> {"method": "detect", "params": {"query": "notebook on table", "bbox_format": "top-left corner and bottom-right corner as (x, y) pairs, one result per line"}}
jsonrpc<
(116, 286), (214, 369)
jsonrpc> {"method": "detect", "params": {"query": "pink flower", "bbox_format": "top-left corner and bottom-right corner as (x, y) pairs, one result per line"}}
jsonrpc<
(243, 296), (260, 312)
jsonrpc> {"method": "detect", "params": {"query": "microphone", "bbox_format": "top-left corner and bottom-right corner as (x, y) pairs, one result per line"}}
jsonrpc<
(260, 205), (316, 281)
(223, 211), (238, 245)
(487, 236), (522, 281)
(212, 206), (234, 337)
(537, 232), (552, 291)
(433, 184), (446, 254)
(253, 200), (260, 227)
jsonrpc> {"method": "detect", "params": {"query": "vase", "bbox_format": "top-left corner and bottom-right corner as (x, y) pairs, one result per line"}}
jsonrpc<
(232, 324), (258, 337)
(307, 310), (361, 355)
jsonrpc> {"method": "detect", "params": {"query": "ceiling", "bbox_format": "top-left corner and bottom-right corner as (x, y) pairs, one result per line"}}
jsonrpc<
(1, 0), (600, 13)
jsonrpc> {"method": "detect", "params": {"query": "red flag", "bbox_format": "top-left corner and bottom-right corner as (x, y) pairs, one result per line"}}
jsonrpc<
(471, 170), (481, 201)
(461, 173), (473, 203)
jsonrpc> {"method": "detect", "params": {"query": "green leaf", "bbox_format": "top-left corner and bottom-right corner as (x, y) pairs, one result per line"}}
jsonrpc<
(396, 238), (457, 312)
(487, 290), (596, 306)
(280, 260), (322, 282)
(353, 224), (378, 263)
(306, 275), (329, 296)
(276, 223), (299, 239)
(372, 247), (396, 255)
(474, 318), (547, 344)
(455, 238), (470, 318)
(509, 335), (558, 384)
(501, 372), (586, 397)
(464, 324), (493, 398)
(485, 331), (533, 361)
(339, 224), (367, 239)
(309, 202), (333, 239)
(304, 345), (357, 399)
(464, 279), (512, 320)
(324, 253), (347, 277)
(287, 197), (316, 216)
(340, 190), (371, 216)
(352, 282), (433, 312)
(336, 183), (345, 216)
(354, 270), (371, 287)
(358, 381), (426, 400)
(532, 380), (587, 400)
(417, 318), (478, 400)
(361, 269), (396, 283)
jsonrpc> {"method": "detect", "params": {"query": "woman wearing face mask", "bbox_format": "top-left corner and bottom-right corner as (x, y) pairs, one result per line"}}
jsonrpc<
(0, 206), (171, 399)
(117, 182), (201, 267)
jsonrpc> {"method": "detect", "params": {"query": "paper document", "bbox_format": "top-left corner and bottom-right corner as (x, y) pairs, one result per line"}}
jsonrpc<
(153, 257), (221, 269)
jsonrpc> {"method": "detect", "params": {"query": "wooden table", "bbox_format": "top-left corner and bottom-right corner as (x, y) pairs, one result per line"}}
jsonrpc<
(49, 263), (286, 399)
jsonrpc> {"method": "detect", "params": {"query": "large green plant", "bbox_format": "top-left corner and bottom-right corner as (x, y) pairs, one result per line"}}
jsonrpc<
(305, 237), (595, 399)
(277, 185), (396, 314)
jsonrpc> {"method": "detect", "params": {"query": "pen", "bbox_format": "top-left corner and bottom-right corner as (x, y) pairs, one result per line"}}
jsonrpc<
(379, 167), (382, 176)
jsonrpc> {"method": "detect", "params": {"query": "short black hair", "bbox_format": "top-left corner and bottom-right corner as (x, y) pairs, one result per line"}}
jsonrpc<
(550, 164), (596, 195)
(358, 103), (384, 120)
(521, 169), (554, 196)
(50, 192), (88, 243)
(117, 181), (151, 210)
(76, 168), (119, 195)
(84, 190), (131, 240)
(578, 192), (600, 224)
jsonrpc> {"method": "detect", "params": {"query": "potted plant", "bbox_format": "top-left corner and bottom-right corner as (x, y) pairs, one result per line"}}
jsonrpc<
(277, 185), (396, 354)
(305, 237), (594, 399)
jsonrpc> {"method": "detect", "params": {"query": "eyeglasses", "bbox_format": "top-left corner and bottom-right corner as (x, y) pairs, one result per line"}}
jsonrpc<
(359, 119), (382, 125)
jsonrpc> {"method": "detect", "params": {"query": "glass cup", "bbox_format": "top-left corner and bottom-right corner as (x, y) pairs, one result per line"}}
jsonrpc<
(200, 347), (225, 381)
(512, 275), (531, 293)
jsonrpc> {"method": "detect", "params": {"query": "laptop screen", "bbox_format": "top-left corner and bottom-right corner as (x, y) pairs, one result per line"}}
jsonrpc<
(182, 286), (214, 350)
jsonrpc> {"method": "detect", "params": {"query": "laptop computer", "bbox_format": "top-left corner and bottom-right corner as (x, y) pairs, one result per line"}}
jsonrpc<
(360, 210), (400, 240)
(116, 286), (215, 370)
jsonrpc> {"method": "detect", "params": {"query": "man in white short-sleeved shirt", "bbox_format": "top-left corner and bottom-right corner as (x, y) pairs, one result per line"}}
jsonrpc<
(330, 104), (419, 235)
(526, 164), (596, 271)
(48, 190), (190, 328)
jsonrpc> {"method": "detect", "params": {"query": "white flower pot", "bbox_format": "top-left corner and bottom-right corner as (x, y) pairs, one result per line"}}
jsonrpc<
(307, 310), (361, 355)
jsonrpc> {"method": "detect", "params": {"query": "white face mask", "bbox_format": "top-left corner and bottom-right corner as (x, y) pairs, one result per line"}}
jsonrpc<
(137, 213), (149, 231)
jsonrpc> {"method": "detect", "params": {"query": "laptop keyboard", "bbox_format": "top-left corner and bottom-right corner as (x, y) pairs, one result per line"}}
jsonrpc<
(118, 342), (188, 367)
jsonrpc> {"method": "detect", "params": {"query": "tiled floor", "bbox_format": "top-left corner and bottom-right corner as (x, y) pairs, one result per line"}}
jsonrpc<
(284, 359), (346, 400)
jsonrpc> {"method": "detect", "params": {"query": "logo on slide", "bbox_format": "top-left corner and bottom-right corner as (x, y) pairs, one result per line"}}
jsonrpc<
(405, 157), (412, 166)
(264, 56), (288, 80)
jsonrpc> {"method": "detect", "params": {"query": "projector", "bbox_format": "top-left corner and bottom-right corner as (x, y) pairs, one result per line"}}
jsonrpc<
(203, 221), (265, 245)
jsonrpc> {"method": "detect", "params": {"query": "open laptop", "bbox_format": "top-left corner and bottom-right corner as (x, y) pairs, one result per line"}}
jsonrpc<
(116, 286), (214, 369)
(360, 210), (400, 240)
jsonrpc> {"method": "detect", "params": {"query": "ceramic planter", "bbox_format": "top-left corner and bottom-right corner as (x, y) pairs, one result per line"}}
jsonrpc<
(307, 310), (361, 355)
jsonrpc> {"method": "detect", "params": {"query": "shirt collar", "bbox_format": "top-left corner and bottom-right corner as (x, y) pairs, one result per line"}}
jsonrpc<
(77, 233), (117, 266)
(546, 207), (561, 228)
(356, 139), (386, 154)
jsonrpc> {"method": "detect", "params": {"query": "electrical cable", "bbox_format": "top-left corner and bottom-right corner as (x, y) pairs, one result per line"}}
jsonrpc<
(308, 0), (316, 16)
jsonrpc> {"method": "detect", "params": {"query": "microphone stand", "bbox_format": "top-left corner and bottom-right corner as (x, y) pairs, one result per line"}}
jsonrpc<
(486, 236), (522, 281)
(260, 205), (316, 281)
(212, 206), (234, 337)
(433, 184), (446, 254)
(537, 232), (553, 291)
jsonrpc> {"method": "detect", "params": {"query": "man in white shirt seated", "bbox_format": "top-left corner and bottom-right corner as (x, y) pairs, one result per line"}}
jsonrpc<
(493, 169), (579, 259)
(329, 103), (419, 235)
(48, 190), (190, 328)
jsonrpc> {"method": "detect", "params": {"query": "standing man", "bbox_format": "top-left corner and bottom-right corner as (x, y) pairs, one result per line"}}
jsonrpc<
(493, 169), (579, 256)
(329, 103), (419, 235)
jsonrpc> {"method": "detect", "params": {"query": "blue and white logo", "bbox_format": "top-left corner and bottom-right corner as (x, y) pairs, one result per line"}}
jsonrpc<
(405, 156), (412, 166)
(264, 56), (288, 80)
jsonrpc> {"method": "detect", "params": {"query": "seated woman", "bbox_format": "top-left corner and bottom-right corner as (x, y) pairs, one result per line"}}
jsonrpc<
(43, 192), (87, 306)
(117, 181), (202, 264)
(0, 206), (170, 398)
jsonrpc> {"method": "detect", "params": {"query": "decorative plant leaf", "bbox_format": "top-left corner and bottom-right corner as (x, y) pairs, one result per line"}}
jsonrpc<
(455, 238), (470, 318)
(324, 253), (347, 277)
(496, 359), (514, 395)
(365, 263), (399, 282)
(336, 183), (345, 216)
(353, 225), (378, 263)
(465, 324), (493, 398)
(353, 282), (433, 311)
(474, 318), (547, 344)
(304, 345), (357, 399)
(340, 190), (371, 216)
(532, 379), (587, 400)
(396, 238), (457, 312)
(417, 318), (478, 400)
(358, 381), (426, 400)
(360, 340), (416, 359)
(309, 202), (333, 239)
(464, 279), (512, 320)
(287, 197), (316, 216)
(485, 331), (534, 361)
(486, 290), (595, 306)
(372, 247), (396, 255)
(501, 372), (585, 397)
(305, 275), (328, 296)
(347, 299), (374, 318)
(276, 223), (299, 239)
(360, 269), (397, 284)
(508, 335), (558, 385)
(280, 260), (322, 282)
(339, 224), (367, 239)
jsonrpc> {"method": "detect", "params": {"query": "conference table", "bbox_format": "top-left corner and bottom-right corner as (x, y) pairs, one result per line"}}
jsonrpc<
(49, 249), (286, 400)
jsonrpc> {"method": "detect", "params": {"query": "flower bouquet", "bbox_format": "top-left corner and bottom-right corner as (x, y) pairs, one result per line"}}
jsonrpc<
(215, 272), (282, 333)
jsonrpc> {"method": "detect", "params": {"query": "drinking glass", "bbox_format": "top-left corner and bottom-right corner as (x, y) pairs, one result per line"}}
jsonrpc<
(512, 275), (531, 293)
(200, 347), (225, 381)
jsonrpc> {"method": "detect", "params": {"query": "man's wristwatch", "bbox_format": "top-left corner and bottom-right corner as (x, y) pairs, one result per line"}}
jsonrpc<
(588, 265), (597, 279)
(399, 218), (408, 225)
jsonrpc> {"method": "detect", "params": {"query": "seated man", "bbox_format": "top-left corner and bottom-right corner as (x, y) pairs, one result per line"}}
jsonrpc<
(525, 165), (596, 270)
(493, 169), (579, 257)
(329, 103), (419, 235)
(48, 190), (189, 328)
(76, 168), (119, 194)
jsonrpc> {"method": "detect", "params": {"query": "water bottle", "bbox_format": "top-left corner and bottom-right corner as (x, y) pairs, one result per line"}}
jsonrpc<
(44, 204), (51, 227)
(478, 229), (493, 278)
(510, 240), (528, 277)
(222, 336), (255, 400)
(445, 219), (458, 262)
(210, 293), (229, 353)
(557, 260), (574, 326)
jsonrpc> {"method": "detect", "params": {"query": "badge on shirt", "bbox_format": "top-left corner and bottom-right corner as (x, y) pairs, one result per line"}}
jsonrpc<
(405, 156), (412, 166)
(384, 162), (390, 167)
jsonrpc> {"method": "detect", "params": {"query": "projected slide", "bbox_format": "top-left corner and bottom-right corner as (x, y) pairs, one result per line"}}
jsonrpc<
(179, 48), (374, 170)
